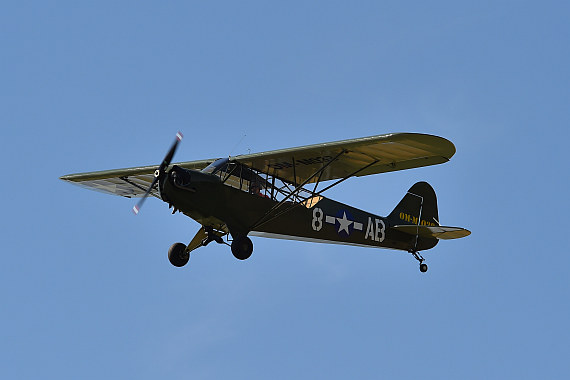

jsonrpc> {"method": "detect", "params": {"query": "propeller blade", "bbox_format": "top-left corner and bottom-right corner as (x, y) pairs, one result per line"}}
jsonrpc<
(159, 131), (183, 172)
(132, 176), (159, 215)
(132, 131), (183, 215)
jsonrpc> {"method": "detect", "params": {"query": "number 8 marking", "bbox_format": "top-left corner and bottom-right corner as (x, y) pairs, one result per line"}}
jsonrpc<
(312, 207), (323, 231)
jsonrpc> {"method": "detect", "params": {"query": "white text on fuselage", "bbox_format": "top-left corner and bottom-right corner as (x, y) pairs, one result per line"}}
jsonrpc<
(311, 207), (385, 242)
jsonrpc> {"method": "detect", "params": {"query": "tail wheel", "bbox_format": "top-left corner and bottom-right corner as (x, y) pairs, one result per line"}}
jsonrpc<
(410, 250), (428, 273)
(168, 242), (189, 267)
(231, 236), (253, 260)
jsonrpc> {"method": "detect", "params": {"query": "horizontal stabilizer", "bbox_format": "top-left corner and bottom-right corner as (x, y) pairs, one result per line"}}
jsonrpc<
(392, 225), (471, 240)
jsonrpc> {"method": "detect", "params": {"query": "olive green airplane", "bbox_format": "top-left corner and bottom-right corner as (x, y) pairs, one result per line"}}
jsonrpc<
(60, 132), (470, 272)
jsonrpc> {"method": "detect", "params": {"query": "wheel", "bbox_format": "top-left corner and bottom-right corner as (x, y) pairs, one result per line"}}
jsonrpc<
(419, 263), (428, 273)
(231, 236), (253, 260)
(168, 242), (189, 267)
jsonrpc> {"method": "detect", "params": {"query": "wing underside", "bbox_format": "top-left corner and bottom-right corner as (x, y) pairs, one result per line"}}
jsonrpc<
(60, 159), (214, 198)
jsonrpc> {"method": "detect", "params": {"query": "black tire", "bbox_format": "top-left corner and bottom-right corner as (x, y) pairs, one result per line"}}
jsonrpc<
(231, 236), (253, 260)
(168, 242), (189, 267)
(419, 263), (428, 273)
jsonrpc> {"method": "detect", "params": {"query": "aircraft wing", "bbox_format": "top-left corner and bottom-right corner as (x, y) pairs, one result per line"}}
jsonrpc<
(60, 159), (215, 198)
(232, 133), (456, 185)
(60, 133), (455, 197)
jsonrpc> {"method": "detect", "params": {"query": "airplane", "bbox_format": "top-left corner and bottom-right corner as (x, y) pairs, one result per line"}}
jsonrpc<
(60, 132), (470, 272)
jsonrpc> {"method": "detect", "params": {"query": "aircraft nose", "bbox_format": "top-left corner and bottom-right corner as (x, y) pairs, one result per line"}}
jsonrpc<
(170, 166), (193, 187)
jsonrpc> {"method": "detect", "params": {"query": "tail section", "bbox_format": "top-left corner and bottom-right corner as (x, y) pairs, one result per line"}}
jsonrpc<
(388, 182), (471, 241)
(387, 181), (470, 272)
(387, 182), (439, 227)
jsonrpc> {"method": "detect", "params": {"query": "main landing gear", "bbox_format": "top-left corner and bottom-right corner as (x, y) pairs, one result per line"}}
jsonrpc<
(410, 250), (428, 273)
(231, 236), (253, 260)
(167, 231), (254, 267)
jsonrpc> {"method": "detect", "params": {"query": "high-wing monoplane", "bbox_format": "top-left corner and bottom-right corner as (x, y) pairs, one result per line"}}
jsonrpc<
(60, 132), (470, 272)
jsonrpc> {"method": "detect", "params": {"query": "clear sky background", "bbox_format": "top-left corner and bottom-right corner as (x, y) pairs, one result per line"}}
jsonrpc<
(1, 1), (569, 379)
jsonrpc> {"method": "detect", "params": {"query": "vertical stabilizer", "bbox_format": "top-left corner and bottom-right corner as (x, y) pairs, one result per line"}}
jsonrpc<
(387, 182), (439, 227)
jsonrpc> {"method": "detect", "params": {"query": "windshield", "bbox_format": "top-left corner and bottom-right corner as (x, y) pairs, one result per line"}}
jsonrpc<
(201, 158), (229, 175)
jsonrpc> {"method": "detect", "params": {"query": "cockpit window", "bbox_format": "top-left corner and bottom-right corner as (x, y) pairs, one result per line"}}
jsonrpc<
(201, 159), (320, 204)
(202, 159), (269, 195)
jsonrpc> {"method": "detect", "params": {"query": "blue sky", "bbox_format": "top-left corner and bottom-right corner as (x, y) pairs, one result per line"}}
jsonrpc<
(1, 1), (569, 378)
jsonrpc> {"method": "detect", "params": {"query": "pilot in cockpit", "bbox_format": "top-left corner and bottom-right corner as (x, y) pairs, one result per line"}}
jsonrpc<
(250, 181), (269, 198)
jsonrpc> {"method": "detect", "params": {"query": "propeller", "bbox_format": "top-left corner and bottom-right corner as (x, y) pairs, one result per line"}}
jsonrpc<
(132, 131), (183, 215)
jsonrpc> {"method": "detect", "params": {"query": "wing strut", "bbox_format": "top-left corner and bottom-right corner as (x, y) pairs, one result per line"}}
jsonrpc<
(250, 150), (346, 230)
(250, 156), (380, 231)
(312, 159), (379, 197)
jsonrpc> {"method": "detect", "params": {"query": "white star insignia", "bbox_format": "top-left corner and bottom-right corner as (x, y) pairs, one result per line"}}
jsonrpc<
(336, 212), (353, 235)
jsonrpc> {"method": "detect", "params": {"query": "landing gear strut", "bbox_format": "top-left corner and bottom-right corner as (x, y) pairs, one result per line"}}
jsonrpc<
(231, 236), (253, 260)
(410, 250), (428, 273)
(201, 226), (225, 246)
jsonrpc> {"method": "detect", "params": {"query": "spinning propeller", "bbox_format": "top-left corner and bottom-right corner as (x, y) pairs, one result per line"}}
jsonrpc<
(132, 131), (183, 215)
